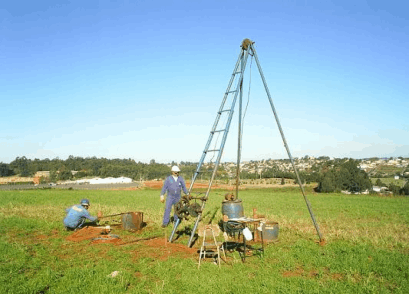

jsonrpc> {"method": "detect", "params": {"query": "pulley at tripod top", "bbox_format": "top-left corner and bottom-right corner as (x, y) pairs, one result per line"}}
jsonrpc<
(241, 38), (254, 50)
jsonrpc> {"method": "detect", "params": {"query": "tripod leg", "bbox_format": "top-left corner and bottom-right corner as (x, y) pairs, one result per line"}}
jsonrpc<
(168, 218), (181, 243)
(187, 214), (201, 247)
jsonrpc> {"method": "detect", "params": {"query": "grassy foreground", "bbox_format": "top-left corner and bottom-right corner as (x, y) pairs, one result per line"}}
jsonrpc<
(1, 188), (408, 293)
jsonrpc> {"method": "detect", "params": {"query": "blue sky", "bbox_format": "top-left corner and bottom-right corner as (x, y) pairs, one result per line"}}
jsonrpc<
(1, 0), (408, 164)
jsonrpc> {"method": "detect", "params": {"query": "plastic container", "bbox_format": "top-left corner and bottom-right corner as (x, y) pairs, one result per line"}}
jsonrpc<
(242, 227), (253, 241)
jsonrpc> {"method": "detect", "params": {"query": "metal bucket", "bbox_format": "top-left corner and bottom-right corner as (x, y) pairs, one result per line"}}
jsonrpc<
(262, 221), (279, 242)
(222, 199), (244, 220)
(121, 212), (143, 230)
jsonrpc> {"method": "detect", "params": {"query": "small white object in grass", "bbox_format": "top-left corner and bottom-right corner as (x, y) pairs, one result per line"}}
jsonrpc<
(107, 271), (120, 278)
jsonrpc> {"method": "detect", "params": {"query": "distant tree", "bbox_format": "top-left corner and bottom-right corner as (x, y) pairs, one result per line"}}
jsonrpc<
(10, 156), (31, 176)
(49, 170), (58, 182)
(319, 172), (336, 193)
(58, 170), (72, 181)
(388, 183), (401, 196)
(0, 163), (14, 177)
(337, 159), (372, 192)
(262, 165), (279, 178)
(375, 179), (384, 187)
(91, 161), (103, 176)
(74, 171), (87, 179)
(240, 171), (257, 180)
(280, 178), (285, 185)
(401, 182), (409, 196)
(316, 159), (371, 193)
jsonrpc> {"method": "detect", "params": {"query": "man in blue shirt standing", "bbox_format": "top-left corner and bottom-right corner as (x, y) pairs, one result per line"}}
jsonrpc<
(160, 166), (189, 227)
(63, 198), (100, 230)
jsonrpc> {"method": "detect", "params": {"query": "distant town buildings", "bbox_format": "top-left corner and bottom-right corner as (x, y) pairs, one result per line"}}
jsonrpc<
(199, 157), (409, 178)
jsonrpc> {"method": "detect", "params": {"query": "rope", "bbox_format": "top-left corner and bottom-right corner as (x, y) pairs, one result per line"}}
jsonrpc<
(239, 55), (253, 156)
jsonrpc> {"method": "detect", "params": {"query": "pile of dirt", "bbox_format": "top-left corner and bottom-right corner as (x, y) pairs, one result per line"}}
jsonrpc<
(66, 226), (112, 242)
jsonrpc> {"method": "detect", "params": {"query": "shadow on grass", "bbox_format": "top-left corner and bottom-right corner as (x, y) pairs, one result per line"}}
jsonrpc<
(173, 225), (199, 246)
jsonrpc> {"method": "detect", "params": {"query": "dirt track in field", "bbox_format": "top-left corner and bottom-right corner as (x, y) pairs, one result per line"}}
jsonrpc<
(143, 180), (303, 190)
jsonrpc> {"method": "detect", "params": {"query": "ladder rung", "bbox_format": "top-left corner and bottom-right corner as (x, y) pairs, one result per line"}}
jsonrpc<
(233, 71), (242, 75)
(211, 129), (226, 134)
(205, 149), (220, 153)
(227, 90), (237, 94)
(218, 109), (231, 114)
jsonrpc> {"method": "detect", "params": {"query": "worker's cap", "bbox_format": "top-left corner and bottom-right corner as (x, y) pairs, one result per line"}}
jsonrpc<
(80, 198), (90, 206)
(171, 166), (181, 172)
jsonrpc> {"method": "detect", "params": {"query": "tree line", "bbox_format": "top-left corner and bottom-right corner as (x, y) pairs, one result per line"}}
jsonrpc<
(1, 156), (408, 195)
(1, 156), (197, 181)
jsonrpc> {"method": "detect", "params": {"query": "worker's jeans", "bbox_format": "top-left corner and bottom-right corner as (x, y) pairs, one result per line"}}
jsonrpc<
(65, 218), (97, 230)
(163, 194), (181, 225)
(64, 218), (86, 230)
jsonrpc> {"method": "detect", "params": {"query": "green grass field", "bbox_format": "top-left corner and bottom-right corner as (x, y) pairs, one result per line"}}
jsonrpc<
(1, 188), (408, 293)
(371, 177), (407, 187)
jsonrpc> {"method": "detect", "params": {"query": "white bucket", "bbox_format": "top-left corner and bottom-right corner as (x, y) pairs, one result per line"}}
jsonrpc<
(242, 227), (253, 241)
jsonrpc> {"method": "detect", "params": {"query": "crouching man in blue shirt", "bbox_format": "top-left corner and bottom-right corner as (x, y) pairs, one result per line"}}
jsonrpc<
(63, 198), (100, 230)
(160, 166), (189, 227)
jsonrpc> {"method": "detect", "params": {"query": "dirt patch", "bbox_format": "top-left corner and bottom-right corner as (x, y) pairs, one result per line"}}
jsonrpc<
(332, 273), (343, 280)
(283, 267), (304, 277)
(66, 227), (112, 242)
(143, 181), (223, 190)
(142, 180), (310, 191)
(143, 181), (163, 189)
(282, 266), (343, 281)
(90, 235), (122, 245)
(316, 238), (327, 246)
(134, 238), (197, 261)
(282, 268), (319, 279)
(112, 187), (140, 191)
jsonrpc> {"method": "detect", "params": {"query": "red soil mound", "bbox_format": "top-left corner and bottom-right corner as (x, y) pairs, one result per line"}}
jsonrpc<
(66, 226), (110, 242)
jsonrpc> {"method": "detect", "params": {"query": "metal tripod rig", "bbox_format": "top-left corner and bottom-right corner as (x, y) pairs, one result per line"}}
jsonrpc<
(169, 38), (324, 247)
